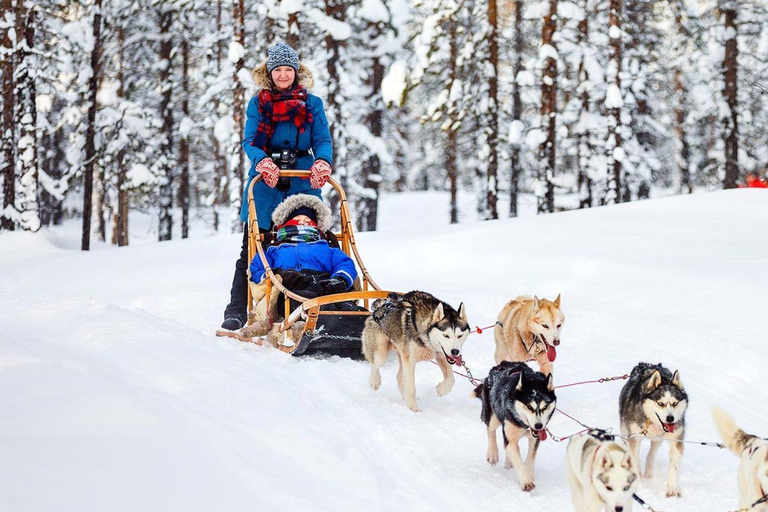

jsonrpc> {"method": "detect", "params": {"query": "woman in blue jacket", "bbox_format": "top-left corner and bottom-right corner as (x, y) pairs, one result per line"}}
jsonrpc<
(222, 42), (334, 331)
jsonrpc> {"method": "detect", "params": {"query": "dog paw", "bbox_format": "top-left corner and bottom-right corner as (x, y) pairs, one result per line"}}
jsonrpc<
(369, 374), (381, 391)
(435, 380), (454, 397)
(487, 451), (499, 465)
(505, 458), (513, 470)
(407, 401), (421, 413)
(665, 484), (681, 498)
(521, 481), (535, 492)
(643, 469), (654, 479)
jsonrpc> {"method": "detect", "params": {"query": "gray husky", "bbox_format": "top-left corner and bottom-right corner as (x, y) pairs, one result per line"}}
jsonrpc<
(619, 362), (688, 497)
(362, 291), (470, 412)
(473, 361), (557, 491)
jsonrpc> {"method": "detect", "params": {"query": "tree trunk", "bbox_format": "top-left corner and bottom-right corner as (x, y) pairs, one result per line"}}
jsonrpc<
(231, 0), (245, 230)
(113, 27), (129, 246)
(1, 0), (16, 231)
(605, 0), (623, 204)
(16, 0), (38, 229)
(359, 56), (384, 232)
(674, 68), (691, 194)
(212, 0), (226, 232)
(324, 0), (345, 219)
(509, 0), (523, 218)
(576, 5), (592, 209)
(82, 0), (102, 250)
(721, 4), (738, 189)
(486, 0), (499, 220)
(179, 37), (190, 239)
(538, 0), (558, 214)
(157, 8), (174, 241)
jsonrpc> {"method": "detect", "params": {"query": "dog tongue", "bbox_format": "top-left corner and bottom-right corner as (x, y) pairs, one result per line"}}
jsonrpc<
(538, 429), (548, 441)
(452, 354), (463, 366)
(546, 343), (557, 362)
(664, 422), (676, 433)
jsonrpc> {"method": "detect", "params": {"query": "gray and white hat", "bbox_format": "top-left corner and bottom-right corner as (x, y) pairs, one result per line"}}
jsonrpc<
(267, 42), (300, 73)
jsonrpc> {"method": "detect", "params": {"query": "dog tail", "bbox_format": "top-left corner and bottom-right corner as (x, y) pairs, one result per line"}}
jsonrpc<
(471, 382), (485, 399)
(712, 406), (753, 455)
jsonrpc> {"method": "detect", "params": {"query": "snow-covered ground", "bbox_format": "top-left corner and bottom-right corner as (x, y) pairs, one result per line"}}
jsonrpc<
(1, 190), (766, 511)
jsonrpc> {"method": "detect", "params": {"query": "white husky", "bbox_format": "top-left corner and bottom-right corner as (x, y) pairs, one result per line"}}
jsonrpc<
(566, 431), (639, 512)
(713, 407), (768, 511)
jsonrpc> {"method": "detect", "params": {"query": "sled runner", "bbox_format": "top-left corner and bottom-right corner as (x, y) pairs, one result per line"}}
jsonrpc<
(216, 171), (394, 359)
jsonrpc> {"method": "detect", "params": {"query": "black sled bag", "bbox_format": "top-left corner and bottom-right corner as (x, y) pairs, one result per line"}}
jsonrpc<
(291, 303), (368, 361)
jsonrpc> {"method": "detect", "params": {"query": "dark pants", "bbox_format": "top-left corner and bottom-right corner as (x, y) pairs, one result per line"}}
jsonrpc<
(223, 225), (270, 322)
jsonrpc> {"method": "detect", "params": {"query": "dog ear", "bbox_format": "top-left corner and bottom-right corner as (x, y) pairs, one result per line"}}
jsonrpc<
(622, 451), (638, 473)
(553, 294), (561, 308)
(598, 449), (614, 469)
(516, 376), (523, 391)
(432, 303), (445, 324)
(546, 373), (555, 392)
(458, 302), (468, 323)
(671, 370), (684, 390)
(647, 370), (662, 392)
(533, 296), (540, 310)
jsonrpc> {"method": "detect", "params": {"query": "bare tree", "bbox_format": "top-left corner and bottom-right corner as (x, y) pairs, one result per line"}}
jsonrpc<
(179, 36), (190, 239)
(1, 0), (16, 231)
(604, 0), (623, 204)
(576, 2), (593, 208)
(82, 0), (103, 250)
(721, 2), (738, 189)
(486, 0), (499, 219)
(157, 7), (174, 241)
(231, 0), (245, 226)
(538, 0), (558, 213)
(509, 0), (523, 217)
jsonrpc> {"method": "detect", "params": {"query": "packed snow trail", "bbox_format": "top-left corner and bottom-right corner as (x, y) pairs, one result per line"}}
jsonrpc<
(0, 190), (766, 511)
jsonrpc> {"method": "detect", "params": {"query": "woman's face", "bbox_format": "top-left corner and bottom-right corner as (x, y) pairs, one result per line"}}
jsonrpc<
(271, 66), (296, 91)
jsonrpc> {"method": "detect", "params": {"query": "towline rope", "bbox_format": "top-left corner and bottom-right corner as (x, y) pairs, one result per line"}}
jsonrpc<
(633, 493), (666, 512)
(555, 373), (629, 389)
(728, 494), (768, 512)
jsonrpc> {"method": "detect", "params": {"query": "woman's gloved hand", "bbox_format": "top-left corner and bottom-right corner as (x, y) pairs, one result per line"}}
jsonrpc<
(256, 158), (280, 188)
(309, 159), (332, 189)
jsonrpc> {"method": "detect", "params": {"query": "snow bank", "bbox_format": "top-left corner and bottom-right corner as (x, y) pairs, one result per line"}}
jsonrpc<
(0, 190), (766, 511)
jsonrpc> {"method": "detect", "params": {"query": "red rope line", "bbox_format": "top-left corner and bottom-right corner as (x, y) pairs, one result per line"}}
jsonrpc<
(471, 324), (497, 335)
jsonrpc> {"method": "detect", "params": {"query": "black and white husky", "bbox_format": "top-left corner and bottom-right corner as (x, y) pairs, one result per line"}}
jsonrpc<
(619, 362), (688, 497)
(473, 361), (557, 491)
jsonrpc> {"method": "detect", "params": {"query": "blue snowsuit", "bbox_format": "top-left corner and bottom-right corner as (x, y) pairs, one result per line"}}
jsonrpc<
(250, 240), (357, 290)
(239, 94), (333, 228)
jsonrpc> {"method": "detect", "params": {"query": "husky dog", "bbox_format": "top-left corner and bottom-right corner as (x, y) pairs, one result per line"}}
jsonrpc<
(566, 430), (639, 512)
(619, 362), (688, 497)
(713, 407), (768, 511)
(494, 295), (564, 376)
(362, 291), (470, 412)
(473, 361), (556, 491)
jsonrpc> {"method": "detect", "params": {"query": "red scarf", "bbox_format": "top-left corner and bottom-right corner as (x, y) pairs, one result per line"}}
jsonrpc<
(251, 86), (312, 151)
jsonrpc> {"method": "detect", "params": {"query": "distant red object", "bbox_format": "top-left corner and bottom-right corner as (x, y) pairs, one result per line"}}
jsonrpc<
(740, 174), (768, 188)
(746, 176), (768, 188)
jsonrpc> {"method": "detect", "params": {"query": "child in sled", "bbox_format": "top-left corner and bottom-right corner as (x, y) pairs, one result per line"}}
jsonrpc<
(241, 194), (357, 342)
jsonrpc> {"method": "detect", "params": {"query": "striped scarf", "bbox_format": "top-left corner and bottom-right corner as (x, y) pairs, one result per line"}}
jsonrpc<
(275, 225), (322, 244)
(252, 86), (313, 152)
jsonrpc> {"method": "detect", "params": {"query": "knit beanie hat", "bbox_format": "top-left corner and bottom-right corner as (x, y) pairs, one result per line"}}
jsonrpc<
(287, 206), (318, 223)
(267, 42), (300, 73)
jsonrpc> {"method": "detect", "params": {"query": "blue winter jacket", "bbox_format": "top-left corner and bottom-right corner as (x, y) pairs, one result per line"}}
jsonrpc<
(249, 240), (357, 289)
(239, 94), (333, 222)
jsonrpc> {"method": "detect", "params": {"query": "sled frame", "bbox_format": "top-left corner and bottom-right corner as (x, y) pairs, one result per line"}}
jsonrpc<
(245, 171), (391, 351)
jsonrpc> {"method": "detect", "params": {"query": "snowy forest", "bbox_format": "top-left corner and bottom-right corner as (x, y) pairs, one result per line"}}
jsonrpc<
(1, 0), (766, 247)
